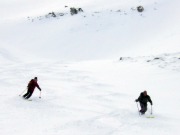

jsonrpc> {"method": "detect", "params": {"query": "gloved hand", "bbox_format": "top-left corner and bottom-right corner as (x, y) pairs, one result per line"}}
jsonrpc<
(135, 99), (138, 102)
(39, 88), (42, 91)
(151, 103), (153, 105)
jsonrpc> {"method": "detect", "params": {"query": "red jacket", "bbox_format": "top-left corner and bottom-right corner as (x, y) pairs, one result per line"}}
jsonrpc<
(27, 79), (41, 92)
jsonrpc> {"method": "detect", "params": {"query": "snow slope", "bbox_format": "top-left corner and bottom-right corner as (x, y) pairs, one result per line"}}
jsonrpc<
(0, 55), (180, 135)
(0, 0), (180, 61)
(0, 0), (180, 135)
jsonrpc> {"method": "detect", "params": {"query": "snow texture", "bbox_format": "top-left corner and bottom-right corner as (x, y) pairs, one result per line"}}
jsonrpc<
(0, 0), (180, 135)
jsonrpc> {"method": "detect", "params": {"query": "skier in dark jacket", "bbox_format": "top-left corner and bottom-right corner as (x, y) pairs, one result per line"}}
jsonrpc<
(23, 77), (41, 99)
(135, 91), (153, 115)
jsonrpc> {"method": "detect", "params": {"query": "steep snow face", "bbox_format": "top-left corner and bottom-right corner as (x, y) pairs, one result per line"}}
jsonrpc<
(0, 0), (180, 61)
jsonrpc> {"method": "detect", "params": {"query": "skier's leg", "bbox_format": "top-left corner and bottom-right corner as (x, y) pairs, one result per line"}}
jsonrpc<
(23, 91), (30, 98)
(140, 103), (147, 114)
(25, 91), (33, 99)
(140, 103), (143, 112)
(144, 105), (147, 113)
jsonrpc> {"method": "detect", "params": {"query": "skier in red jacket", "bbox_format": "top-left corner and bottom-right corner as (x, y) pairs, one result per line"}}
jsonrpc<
(23, 77), (41, 99)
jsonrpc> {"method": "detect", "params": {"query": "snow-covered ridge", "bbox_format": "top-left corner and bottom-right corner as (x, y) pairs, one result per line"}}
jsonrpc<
(1, 0), (179, 61)
(27, 4), (158, 22)
(0, 0), (160, 21)
(119, 52), (180, 71)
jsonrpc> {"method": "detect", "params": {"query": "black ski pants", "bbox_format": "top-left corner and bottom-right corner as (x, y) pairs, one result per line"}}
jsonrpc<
(140, 103), (147, 114)
(23, 90), (33, 99)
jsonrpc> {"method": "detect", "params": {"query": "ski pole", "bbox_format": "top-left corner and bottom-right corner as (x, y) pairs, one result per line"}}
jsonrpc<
(151, 105), (153, 115)
(136, 102), (140, 116)
(39, 91), (41, 98)
(19, 89), (27, 96)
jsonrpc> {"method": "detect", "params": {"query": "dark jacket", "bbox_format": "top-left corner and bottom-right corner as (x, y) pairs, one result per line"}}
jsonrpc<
(27, 79), (41, 92)
(137, 92), (152, 105)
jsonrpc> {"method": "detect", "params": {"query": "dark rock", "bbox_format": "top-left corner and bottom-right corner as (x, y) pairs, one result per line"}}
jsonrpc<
(78, 8), (83, 12)
(70, 7), (83, 15)
(154, 57), (160, 60)
(137, 6), (144, 12)
(70, 8), (78, 15)
(49, 12), (56, 17)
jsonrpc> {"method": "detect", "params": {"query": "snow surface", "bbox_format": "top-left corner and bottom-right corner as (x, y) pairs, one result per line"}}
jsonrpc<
(0, 0), (180, 135)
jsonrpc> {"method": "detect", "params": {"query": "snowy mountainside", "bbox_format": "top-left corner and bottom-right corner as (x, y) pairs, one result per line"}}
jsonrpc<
(0, 0), (180, 61)
(0, 0), (180, 135)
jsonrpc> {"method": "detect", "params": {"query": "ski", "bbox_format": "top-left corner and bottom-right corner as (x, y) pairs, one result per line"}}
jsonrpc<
(26, 99), (32, 101)
(146, 116), (155, 118)
(21, 96), (32, 101)
(23, 98), (32, 101)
